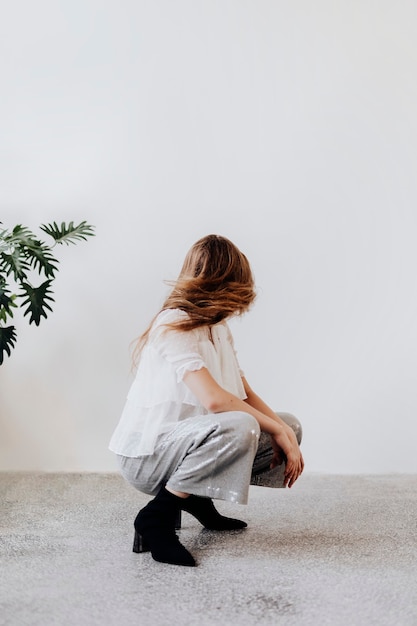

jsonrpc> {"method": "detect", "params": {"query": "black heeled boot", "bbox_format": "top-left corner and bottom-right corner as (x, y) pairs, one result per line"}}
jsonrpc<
(181, 495), (247, 530)
(133, 487), (196, 567)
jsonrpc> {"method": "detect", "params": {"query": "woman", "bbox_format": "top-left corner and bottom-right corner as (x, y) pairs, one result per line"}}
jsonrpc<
(109, 234), (304, 567)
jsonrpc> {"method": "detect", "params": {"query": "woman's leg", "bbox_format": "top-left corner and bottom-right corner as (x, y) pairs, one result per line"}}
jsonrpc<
(119, 410), (260, 505)
(133, 485), (196, 566)
(250, 412), (303, 488)
(120, 411), (260, 566)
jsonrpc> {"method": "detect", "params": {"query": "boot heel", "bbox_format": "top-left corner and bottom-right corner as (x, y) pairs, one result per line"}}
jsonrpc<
(133, 530), (149, 553)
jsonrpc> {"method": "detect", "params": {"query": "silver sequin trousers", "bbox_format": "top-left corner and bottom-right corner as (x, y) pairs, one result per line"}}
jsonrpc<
(117, 411), (302, 505)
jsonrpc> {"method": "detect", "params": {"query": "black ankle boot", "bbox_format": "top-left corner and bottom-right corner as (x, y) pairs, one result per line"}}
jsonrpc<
(133, 487), (196, 567)
(181, 495), (247, 530)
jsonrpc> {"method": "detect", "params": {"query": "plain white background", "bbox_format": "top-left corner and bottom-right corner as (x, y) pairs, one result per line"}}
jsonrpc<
(0, 1), (416, 474)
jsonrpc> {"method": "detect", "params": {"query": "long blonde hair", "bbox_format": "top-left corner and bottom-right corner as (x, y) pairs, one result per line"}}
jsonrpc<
(132, 234), (256, 366)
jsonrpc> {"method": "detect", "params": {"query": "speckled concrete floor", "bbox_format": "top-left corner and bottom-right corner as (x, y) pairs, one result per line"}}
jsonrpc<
(1, 473), (416, 626)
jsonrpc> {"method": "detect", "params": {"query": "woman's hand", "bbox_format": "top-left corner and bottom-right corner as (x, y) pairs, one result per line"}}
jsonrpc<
(270, 429), (304, 488)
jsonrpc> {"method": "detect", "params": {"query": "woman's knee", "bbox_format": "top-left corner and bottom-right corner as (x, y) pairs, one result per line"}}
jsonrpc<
(276, 412), (303, 444)
(226, 411), (260, 447)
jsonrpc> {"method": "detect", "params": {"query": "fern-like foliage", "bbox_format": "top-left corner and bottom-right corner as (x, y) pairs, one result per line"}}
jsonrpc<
(0, 325), (17, 365)
(6, 225), (38, 246)
(0, 280), (17, 323)
(0, 227), (13, 254)
(23, 240), (59, 277)
(0, 219), (94, 364)
(40, 221), (95, 245)
(19, 281), (55, 325)
(0, 225), (35, 281)
(0, 249), (31, 281)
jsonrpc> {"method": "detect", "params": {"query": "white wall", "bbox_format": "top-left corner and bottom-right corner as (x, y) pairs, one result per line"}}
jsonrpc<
(1, 1), (416, 474)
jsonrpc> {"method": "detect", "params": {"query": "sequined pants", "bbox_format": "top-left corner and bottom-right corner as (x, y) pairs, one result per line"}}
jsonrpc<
(118, 411), (302, 505)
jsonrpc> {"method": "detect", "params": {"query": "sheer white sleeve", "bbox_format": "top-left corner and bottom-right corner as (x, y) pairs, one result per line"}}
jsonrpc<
(151, 321), (206, 383)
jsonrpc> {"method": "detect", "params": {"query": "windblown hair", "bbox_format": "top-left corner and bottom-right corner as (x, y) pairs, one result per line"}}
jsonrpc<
(132, 234), (256, 366)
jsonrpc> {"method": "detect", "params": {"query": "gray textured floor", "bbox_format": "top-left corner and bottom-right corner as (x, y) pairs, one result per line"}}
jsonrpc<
(1, 473), (416, 626)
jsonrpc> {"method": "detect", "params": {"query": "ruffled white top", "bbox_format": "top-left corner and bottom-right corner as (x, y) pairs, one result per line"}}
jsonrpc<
(109, 308), (247, 457)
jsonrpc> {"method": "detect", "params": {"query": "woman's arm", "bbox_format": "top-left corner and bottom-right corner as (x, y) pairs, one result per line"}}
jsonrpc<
(183, 367), (304, 487)
(241, 376), (296, 434)
(241, 375), (304, 474)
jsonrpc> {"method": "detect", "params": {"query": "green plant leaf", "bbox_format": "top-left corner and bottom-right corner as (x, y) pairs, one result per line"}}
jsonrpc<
(1, 220), (94, 364)
(40, 221), (95, 245)
(23, 240), (59, 278)
(7, 224), (38, 246)
(0, 325), (17, 365)
(0, 248), (30, 281)
(0, 281), (17, 323)
(0, 227), (13, 254)
(19, 280), (55, 326)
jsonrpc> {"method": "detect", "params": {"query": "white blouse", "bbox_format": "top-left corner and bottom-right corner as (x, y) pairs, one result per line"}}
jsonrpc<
(109, 308), (247, 457)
